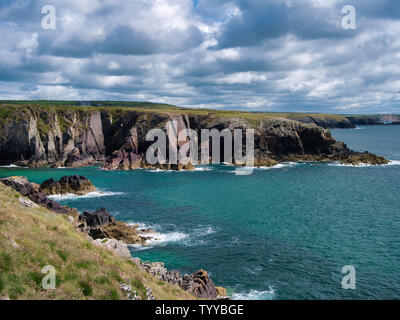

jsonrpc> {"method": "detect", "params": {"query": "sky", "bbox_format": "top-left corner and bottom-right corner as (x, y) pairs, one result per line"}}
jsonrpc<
(0, 0), (400, 113)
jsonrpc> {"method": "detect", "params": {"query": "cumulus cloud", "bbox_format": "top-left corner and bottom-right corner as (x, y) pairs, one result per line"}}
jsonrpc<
(0, 0), (399, 113)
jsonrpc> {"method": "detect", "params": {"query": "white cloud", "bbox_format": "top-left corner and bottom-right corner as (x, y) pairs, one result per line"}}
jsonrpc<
(0, 0), (399, 113)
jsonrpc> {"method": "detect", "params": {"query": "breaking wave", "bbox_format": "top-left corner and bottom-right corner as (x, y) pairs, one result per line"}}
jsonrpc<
(128, 223), (216, 251)
(328, 160), (400, 167)
(47, 190), (125, 200)
(0, 164), (27, 168)
(231, 287), (276, 300)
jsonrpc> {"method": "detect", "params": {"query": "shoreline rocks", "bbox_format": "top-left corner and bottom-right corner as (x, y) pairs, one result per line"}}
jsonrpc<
(0, 176), (77, 216)
(78, 207), (154, 245)
(40, 175), (96, 196)
(131, 258), (229, 300)
(338, 151), (389, 166)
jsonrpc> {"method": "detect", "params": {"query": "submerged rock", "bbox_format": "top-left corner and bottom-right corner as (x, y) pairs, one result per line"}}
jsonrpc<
(40, 175), (96, 196)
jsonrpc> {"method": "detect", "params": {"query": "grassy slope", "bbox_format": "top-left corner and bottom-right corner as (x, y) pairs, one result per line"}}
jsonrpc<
(0, 183), (196, 300)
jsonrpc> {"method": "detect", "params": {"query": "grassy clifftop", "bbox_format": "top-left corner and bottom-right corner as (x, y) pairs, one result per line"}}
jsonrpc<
(0, 182), (196, 300)
(0, 101), (359, 128)
(0, 100), (388, 129)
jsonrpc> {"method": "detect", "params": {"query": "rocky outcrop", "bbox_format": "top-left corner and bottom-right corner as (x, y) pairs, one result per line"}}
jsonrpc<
(131, 258), (228, 300)
(93, 238), (132, 259)
(0, 105), (389, 168)
(78, 207), (154, 244)
(40, 175), (96, 195)
(184, 270), (219, 299)
(79, 207), (116, 228)
(0, 176), (77, 216)
(338, 152), (388, 165)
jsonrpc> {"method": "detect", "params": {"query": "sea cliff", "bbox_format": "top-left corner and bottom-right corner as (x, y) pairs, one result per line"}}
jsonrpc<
(0, 104), (388, 168)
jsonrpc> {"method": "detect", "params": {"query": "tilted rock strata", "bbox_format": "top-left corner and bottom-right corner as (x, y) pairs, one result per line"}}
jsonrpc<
(0, 106), (388, 169)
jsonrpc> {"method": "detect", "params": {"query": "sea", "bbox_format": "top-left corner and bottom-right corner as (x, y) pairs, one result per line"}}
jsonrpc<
(1, 125), (400, 299)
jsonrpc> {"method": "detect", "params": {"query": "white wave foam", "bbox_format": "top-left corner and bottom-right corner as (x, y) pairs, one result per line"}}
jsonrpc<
(0, 164), (27, 168)
(128, 223), (215, 250)
(329, 160), (400, 168)
(48, 190), (125, 200)
(146, 231), (189, 244)
(199, 226), (216, 236)
(147, 166), (213, 173)
(194, 167), (213, 171)
(129, 230), (189, 251)
(147, 168), (171, 173)
(256, 162), (298, 170)
(328, 162), (372, 168)
(231, 287), (275, 300)
(183, 226), (216, 246)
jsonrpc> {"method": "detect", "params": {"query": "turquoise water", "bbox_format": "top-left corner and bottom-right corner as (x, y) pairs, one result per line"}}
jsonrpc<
(1, 125), (400, 300)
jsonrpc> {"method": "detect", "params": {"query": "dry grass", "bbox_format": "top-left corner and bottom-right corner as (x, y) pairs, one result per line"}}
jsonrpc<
(0, 183), (196, 300)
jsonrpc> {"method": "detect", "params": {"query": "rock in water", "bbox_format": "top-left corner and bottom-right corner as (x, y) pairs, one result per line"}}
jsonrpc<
(339, 152), (389, 166)
(78, 208), (151, 244)
(40, 175), (96, 196)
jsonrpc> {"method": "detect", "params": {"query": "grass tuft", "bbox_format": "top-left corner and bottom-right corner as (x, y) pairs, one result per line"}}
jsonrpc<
(79, 281), (93, 297)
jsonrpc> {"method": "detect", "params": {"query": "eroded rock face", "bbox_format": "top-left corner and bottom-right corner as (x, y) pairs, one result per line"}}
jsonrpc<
(0, 108), (106, 168)
(0, 107), (388, 169)
(0, 176), (77, 215)
(40, 175), (96, 196)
